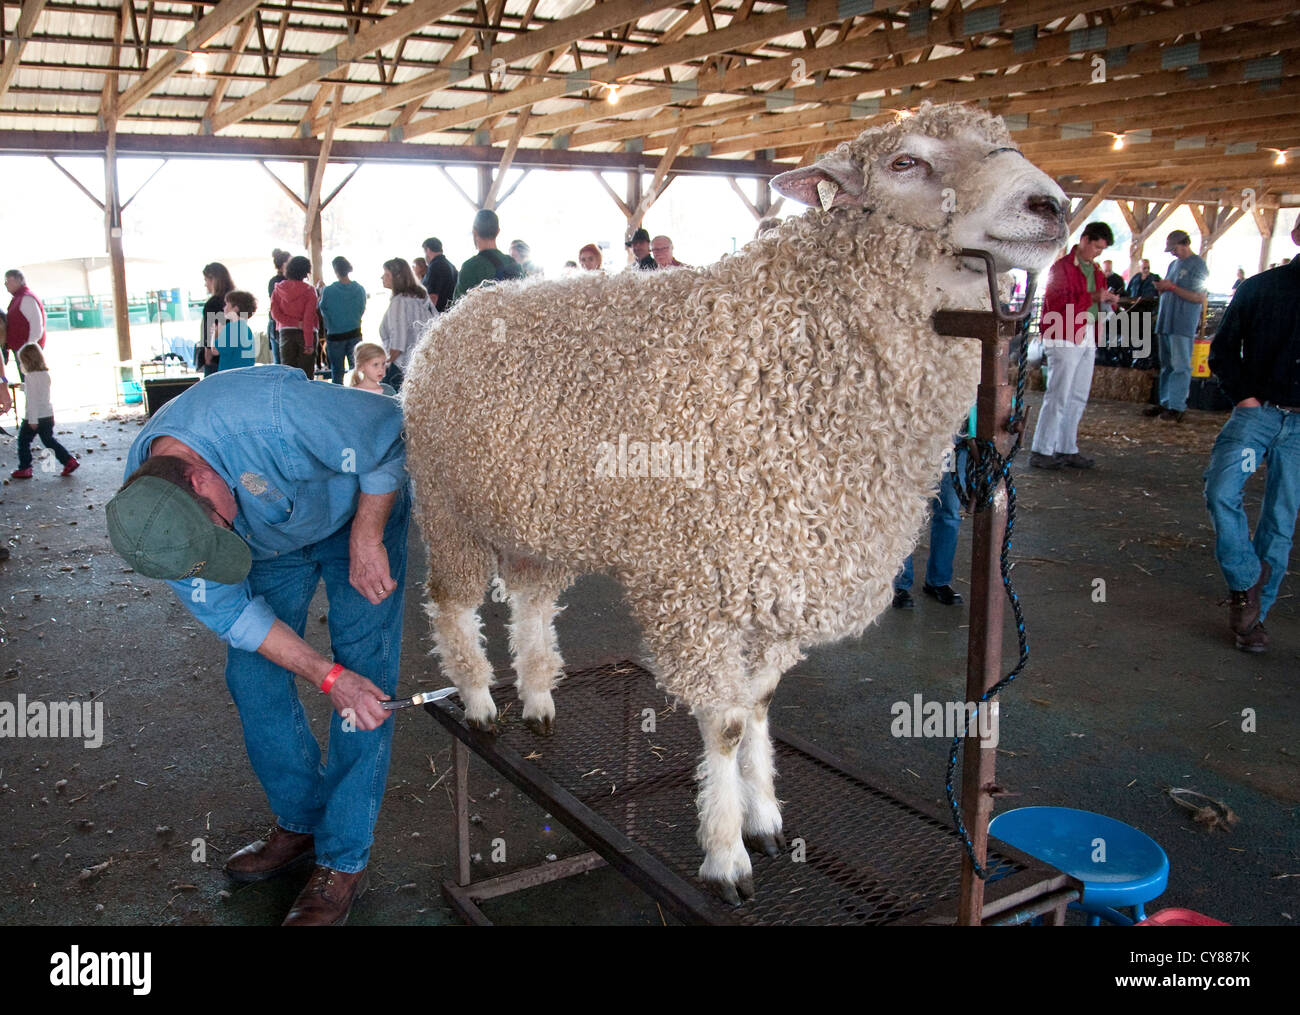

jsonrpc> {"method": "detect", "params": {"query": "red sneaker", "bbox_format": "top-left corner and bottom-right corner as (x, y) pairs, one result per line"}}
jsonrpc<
(10, 468), (33, 479)
(61, 458), (80, 477)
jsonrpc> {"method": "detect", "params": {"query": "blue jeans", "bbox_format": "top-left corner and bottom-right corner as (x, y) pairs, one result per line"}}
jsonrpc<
(327, 335), (361, 385)
(1203, 405), (1300, 621)
(224, 484), (410, 873)
(896, 451), (965, 590)
(1156, 331), (1194, 412)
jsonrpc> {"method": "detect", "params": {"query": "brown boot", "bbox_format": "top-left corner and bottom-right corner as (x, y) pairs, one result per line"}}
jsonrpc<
(1228, 563), (1270, 636)
(1234, 622), (1269, 653)
(223, 827), (315, 883)
(282, 866), (369, 926)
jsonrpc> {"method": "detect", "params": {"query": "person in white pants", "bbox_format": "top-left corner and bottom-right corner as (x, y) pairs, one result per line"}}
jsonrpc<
(1030, 221), (1121, 470)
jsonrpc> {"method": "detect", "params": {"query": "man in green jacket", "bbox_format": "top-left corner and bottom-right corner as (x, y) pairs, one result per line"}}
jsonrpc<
(452, 209), (524, 305)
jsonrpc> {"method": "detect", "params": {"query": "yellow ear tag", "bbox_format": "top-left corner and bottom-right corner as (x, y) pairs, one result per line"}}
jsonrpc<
(817, 179), (840, 211)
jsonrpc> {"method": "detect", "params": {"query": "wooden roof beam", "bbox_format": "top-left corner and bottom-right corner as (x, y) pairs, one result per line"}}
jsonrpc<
(115, 0), (262, 118)
(0, 0), (50, 105)
(211, 0), (466, 134)
(317, 0), (689, 136)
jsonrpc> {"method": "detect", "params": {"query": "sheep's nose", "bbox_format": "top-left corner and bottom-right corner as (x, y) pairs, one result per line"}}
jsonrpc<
(1026, 193), (1063, 222)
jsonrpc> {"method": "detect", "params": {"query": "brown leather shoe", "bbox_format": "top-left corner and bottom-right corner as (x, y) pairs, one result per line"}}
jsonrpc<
(223, 826), (315, 883)
(282, 866), (369, 926)
(1234, 622), (1269, 653)
(1228, 562), (1270, 636)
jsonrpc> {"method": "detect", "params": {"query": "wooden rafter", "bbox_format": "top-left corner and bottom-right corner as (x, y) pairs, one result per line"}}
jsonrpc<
(116, 0), (262, 118)
(212, 0), (468, 134)
(0, 0), (50, 104)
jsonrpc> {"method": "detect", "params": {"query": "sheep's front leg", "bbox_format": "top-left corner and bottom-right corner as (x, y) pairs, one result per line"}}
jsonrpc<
(695, 705), (753, 905)
(426, 601), (497, 732)
(506, 584), (566, 736)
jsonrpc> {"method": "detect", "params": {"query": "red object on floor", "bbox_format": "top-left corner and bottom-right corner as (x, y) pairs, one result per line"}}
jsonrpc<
(61, 457), (79, 476)
(11, 468), (33, 479)
(1137, 908), (1230, 926)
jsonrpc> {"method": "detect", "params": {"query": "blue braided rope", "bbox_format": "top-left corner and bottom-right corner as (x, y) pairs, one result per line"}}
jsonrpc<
(945, 316), (1032, 879)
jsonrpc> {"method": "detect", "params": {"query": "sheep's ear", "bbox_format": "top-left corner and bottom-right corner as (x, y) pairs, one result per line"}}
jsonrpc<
(770, 154), (863, 211)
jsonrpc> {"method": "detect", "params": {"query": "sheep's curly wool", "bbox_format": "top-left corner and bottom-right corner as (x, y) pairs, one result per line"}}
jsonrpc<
(402, 103), (1001, 712)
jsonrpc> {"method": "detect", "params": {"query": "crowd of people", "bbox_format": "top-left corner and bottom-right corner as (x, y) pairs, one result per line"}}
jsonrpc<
(188, 211), (689, 394)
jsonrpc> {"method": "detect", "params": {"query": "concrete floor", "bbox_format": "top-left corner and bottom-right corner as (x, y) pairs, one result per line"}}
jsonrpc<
(0, 392), (1296, 926)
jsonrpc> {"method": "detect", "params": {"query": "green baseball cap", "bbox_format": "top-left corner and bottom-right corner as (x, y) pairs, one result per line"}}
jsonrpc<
(106, 476), (251, 584)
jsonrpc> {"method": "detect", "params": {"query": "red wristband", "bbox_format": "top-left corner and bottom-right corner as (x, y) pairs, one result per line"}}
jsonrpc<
(320, 663), (344, 694)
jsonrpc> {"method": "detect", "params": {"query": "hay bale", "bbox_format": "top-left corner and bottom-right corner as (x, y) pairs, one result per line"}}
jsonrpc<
(1091, 365), (1156, 403)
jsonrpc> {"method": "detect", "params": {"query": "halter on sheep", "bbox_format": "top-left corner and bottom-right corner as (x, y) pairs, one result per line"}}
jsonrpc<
(401, 102), (1066, 905)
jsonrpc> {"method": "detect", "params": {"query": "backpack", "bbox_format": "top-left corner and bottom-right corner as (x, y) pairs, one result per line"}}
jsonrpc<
(483, 249), (525, 283)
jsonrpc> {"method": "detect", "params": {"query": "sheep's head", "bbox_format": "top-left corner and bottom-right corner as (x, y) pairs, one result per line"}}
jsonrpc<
(771, 102), (1066, 275)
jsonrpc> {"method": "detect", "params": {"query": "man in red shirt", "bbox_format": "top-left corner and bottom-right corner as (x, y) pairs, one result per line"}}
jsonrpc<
(1029, 222), (1121, 469)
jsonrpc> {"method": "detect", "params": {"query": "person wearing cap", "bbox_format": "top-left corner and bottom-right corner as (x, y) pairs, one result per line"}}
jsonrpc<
(626, 228), (656, 270)
(451, 209), (525, 305)
(1203, 218), (1300, 653)
(1144, 229), (1208, 423)
(106, 365), (409, 925)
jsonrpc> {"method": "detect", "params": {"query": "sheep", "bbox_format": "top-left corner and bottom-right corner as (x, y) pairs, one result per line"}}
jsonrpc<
(401, 102), (1067, 905)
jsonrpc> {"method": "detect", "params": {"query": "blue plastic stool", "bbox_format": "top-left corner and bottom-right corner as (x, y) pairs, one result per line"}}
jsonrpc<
(989, 806), (1169, 926)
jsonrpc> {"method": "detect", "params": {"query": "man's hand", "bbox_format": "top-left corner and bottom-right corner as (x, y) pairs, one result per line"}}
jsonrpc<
(328, 669), (392, 731)
(0, 382), (10, 415)
(1154, 279), (1174, 292)
(1236, 397), (1262, 409)
(1100, 290), (1121, 307)
(350, 537), (395, 605)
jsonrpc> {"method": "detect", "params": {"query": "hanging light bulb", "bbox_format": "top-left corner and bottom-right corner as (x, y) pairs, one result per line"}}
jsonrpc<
(606, 83), (620, 105)
(1276, 149), (1288, 166)
(192, 52), (210, 76)
(1112, 133), (1125, 151)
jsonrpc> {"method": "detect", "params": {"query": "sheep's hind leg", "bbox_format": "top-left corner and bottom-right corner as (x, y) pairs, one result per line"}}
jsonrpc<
(695, 705), (754, 905)
(740, 684), (785, 859)
(740, 651), (796, 858)
(503, 559), (571, 736)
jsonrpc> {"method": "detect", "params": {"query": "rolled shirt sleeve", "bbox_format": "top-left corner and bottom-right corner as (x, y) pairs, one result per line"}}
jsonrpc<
(164, 577), (277, 653)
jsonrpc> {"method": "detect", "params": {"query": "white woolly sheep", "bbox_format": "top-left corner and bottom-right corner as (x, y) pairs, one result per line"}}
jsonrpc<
(401, 102), (1067, 905)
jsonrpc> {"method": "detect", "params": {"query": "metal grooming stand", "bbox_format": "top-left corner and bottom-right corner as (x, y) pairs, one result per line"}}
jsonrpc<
(932, 250), (1070, 927)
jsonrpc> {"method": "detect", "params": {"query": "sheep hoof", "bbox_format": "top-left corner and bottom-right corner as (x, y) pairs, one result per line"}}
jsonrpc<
(702, 873), (755, 907)
(466, 716), (498, 736)
(524, 715), (554, 737)
(743, 831), (786, 858)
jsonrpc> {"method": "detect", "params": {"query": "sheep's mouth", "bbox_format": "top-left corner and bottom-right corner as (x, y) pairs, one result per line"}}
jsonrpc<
(980, 235), (1063, 272)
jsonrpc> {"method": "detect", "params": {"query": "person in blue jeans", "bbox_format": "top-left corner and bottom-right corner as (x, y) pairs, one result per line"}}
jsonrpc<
(894, 443), (968, 609)
(106, 367), (408, 924)
(1144, 229), (1208, 423)
(1203, 219), (1300, 653)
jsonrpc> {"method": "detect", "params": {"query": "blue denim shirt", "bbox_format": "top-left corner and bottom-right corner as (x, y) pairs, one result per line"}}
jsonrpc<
(122, 366), (408, 653)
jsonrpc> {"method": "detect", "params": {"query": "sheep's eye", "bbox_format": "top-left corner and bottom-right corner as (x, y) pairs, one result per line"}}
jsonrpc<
(889, 155), (920, 171)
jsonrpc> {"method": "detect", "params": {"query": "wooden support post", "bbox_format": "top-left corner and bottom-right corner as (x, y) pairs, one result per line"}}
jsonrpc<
(104, 129), (132, 363)
(476, 166), (493, 209)
(1253, 205), (1278, 274)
